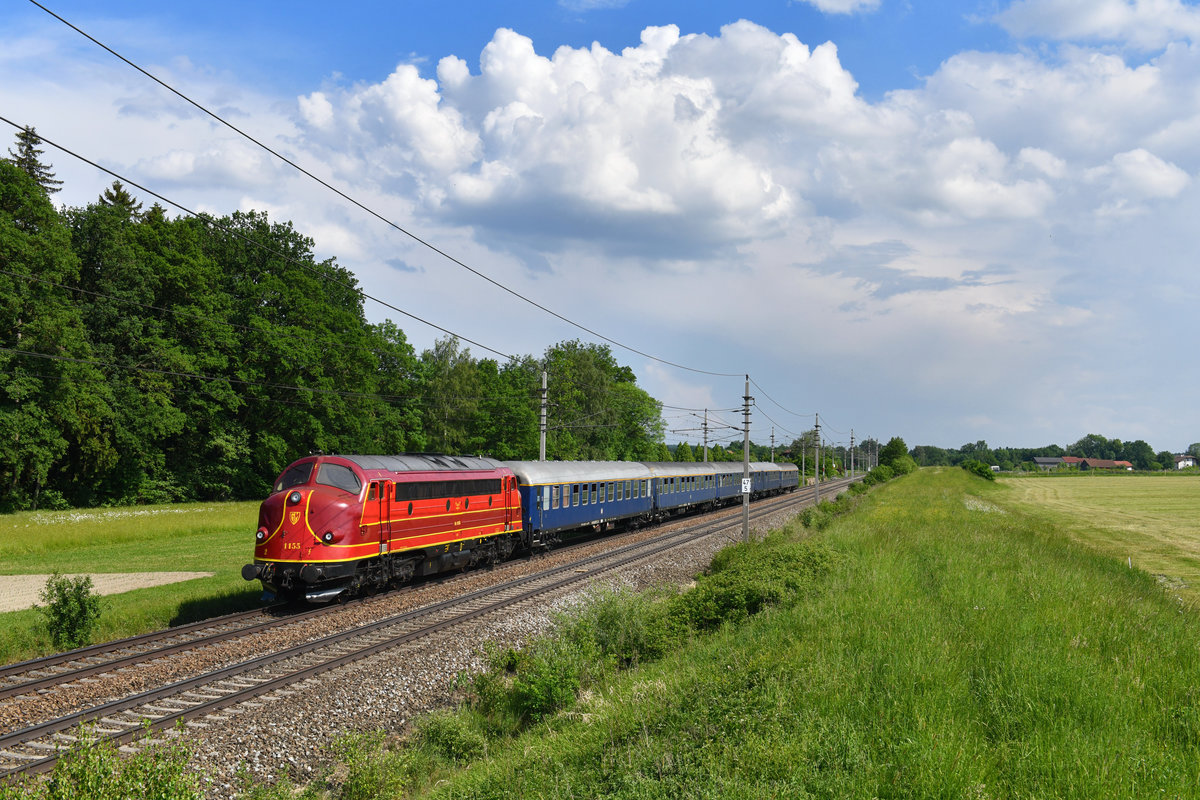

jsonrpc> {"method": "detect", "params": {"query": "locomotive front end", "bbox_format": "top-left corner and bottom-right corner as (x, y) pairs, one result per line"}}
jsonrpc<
(242, 456), (365, 602)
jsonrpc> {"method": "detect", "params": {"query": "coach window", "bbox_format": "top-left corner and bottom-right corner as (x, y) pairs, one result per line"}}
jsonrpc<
(607, 482), (614, 503)
(552, 485), (560, 509)
(572, 484), (580, 507)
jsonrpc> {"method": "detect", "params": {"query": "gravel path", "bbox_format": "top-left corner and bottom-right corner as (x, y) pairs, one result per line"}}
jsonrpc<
(0, 573), (214, 614)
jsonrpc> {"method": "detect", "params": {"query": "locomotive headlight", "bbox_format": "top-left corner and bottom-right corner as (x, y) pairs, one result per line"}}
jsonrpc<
(322, 531), (335, 544)
(255, 529), (266, 542)
(288, 491), (303, 505)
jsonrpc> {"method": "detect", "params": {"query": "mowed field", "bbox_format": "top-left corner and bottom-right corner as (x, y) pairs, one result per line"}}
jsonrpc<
(0, 502), (262, 664)
(1001, 475), (1200, 604)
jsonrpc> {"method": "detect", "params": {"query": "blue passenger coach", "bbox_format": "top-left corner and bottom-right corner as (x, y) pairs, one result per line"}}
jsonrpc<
(504, 461), (654, 547)
(778, 462), (800, 492)
(643, 462), (720, 517)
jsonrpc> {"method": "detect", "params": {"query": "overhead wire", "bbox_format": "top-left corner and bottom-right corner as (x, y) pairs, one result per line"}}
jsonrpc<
(31, 0), (741, 380)
(749, 376), (813, 419)
(0, 114), (512, 363)
(20, 3), (857, 441)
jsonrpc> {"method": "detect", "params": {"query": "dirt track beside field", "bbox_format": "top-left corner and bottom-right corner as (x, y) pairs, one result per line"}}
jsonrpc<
(0, 572), (213, 613)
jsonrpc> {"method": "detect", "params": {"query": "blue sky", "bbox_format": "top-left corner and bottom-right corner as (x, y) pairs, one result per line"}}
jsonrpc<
(4, 0), (1200, 455)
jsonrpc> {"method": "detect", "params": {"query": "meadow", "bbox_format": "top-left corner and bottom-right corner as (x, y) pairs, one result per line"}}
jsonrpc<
(1001, 474), (1200, 605)
(0, 502), (261, 664)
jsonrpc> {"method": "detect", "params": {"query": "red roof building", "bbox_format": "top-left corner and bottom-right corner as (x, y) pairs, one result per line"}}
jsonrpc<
(1078, 458), (1133, 471)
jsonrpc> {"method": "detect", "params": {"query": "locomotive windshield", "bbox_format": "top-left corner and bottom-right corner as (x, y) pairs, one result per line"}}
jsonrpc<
(316, 462), (362, 494)
(274, 462), (313, 493)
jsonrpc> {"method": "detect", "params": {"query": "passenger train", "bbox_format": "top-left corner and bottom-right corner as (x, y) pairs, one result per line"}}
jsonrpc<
(242, 454), (799, 602)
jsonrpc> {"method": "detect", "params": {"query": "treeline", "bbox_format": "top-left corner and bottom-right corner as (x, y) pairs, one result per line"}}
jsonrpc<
(912, 435), (1200, 472)
(0, 140), (666, 511)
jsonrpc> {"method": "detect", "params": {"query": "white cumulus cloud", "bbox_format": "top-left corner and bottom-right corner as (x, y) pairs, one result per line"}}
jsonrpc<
(996, 0), (1200, 49)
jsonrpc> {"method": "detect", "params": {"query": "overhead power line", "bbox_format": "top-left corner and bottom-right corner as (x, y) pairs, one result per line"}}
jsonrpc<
(32, 0), (740, 379)
(0, 114), (512, 361)
(750, 376), (813, 419)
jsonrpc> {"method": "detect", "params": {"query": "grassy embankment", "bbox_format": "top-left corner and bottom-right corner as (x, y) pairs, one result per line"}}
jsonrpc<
(0, 502), (261, 664)
(230, 467), (1200, 799)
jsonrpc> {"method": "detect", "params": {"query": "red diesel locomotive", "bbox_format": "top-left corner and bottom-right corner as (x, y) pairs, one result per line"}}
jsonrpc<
(241, 454), (522, 602)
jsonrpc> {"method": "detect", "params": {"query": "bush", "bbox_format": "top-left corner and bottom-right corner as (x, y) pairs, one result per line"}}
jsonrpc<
(509, 638), (585, 722)
(38, 573), (102, 651)
(557, 585), (681, 669)
(417, 712), (486, 765)
(863, 465), (894, 486)
(671, 536), (835, 629)
(330, 732), (416, 800)
(670, 570), (784, 630)
(960, 459), (996, 481)
(471, 638), (588, 726)
(0, 725), (198, 800)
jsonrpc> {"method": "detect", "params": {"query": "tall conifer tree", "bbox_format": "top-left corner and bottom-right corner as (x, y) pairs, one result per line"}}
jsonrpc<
(6, 127), (63, 195)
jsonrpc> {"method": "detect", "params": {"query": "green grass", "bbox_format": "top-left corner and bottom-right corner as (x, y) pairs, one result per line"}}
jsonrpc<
(1001, 474), (1200, 604)
(261, 468), (1200, 799)
(0, 502), (262, 664)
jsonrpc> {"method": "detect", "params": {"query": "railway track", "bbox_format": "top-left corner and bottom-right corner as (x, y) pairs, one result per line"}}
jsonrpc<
(0, 478), (853, 783)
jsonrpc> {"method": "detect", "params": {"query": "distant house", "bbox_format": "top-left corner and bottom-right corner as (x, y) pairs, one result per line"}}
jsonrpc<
(1176, 454), (1197, 469)
(1033, 457), (1063, 471)
(1078, 458), (1133, 471)
(1060, 456), (1084, 467)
